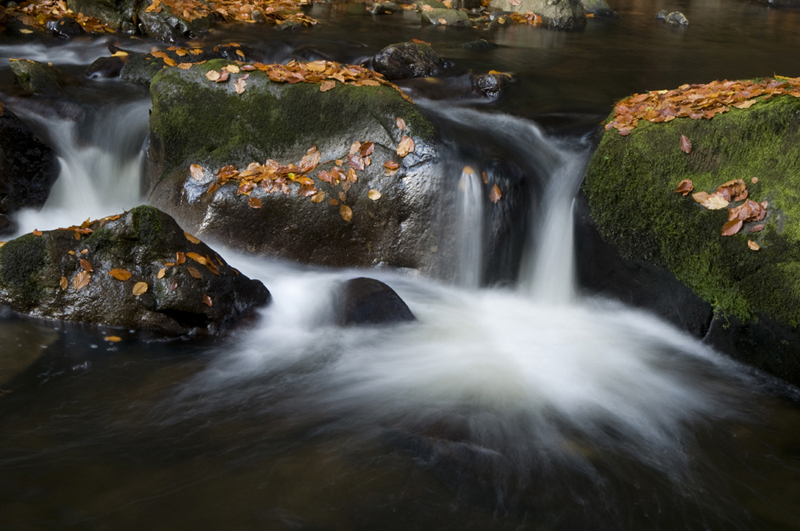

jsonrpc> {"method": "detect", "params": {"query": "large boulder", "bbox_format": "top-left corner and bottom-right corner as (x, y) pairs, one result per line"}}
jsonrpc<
(145, 60), (448, 275)
(136, 0), (215, 43)
(0, 102), (60, 234)
(336, 277), (415, 326)
(580, 0), (616, 17)
(65, 0), (137, 32)
(582, 90), (800, 385)
(372, 41), (445, 81)
(0, 206), (270, 334)
(9, 59), (79, 96)
(488, 0), (586, 29)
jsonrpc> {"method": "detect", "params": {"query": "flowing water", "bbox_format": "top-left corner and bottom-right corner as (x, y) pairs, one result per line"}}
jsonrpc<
(2, 1), (800, 529)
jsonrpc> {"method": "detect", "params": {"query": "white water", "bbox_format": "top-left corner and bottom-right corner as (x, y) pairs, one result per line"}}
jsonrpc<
(455, 168), (483, 288)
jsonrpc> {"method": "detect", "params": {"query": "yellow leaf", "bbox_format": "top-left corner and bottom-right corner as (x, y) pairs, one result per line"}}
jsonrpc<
(157, 268), (166, 279)
(340, 204), (353, 222)
(226, 64), (240, 73)
(748, 240), (760, 251)
(177, 63), (192, 70)
(368, 189), (382, 200)
(59, 276), (68, 290)
(132, 281), (148, 296)
(111, 51), (128, 57)
(186, 252), (207, 265)
(190, 163), (204, 180)
(206, 70), (221, 81)
(104, 336), (122, 342)
(20, 29), (34, 34)
(184, 232), (201, 244)
(320, 80), (336, 92)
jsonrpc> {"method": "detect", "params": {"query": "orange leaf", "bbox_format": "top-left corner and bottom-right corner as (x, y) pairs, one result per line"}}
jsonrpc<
(347, 168), (358, 182)
(104, 336), (122, 342)
(721, 219), (743, 236)
(109, 268), (131, 281)
(190, 164), (204, 180)
(32, 229), (42, 236)
(203, 294), (213, 307)
(747, 240), (760, 251)
(360, 141), (375, 157)
(384, 160), (399, 170)
(59, 276), (68, 290)
(674, 179), (693, 195)
(248, 196), (262, 209)
(481, 171), (488, 184)
(176, 252), (186, 265)
(73, 271), (91, 290)
(79, 259), (93, 272)
(132, 281), (148, 296)
(187, 266), (203, 279)
(490, 184), (502, 203)
(340, 204), (353, 222)
(421, 4), (433, 11)
(320, 80), (336, 92)
(187, 252), (207, 265)
(437, 17), (447, 24)
(157, 268), (166, 279)
(184, 232), (201, 244)
(397, 136), (415, 157)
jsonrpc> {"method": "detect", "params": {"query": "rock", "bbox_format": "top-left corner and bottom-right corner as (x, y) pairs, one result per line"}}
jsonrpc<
(65, 0), (137, 32)
(120, 48), (219, 85)
(664, 11), (688, 25)
(488, 0), (586, 29)
(416, 0), (446, 9)
(753, 0), (800, 6)
(373, 41), (444, 80)
(450, 0), (481, 8)
(0, 103), (60, 234)
(336, 277), (415, 326)
(85, 55), (127, 79)
(582, 92), (800, 385)
(461, 39), (498, 51)
(655, 9), (668, 19)
(420, 7), (470, 25)
(45, 17), (85, 37)
(0, 206), (270, 335)
(9, 59), (79, 96)
(136, 0), (214, 43)
(370, 2), (402, 14)
(580, 0), (617, 17)
(472, 72), (513, 98)
(145, 60), (448, 275)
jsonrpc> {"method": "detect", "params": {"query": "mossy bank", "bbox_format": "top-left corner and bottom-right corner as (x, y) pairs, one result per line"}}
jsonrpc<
(583, 93), (800, 383)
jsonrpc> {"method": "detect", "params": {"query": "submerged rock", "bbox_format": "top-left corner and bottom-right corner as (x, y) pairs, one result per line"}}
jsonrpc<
(472, 72), (513, 98)
(145, 59), (449, 276)
(489, 0), (586, 29)
(582, 92), (800, 385)
(461, 39), (498, 51)
(0, 206), (270, 335)
(663, 11), (688, 25)
(85, 55), (127, 79)
(370, 2), (403, 14)
(336, 277), (415, 326)
(0, 103), (60, 234)
(46, 17), (85, 37)
(9, 59), (79, 96)
(580, 0), (617, 17)
(373, 41), (444, 80)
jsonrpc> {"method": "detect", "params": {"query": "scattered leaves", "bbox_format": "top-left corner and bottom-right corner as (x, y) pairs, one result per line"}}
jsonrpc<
(132, 282), (148, 296)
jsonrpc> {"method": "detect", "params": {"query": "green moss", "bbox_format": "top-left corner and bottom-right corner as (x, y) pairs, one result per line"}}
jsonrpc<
(84, 227), (116, 256)
(584, 94), (800, 325)
(0, 234), (47, 306)
(149, 60), (435, 179)
(132, 205), (163, 245)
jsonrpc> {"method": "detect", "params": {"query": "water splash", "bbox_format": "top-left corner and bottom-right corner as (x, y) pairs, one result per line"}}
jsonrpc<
(455, 167), (483, 288)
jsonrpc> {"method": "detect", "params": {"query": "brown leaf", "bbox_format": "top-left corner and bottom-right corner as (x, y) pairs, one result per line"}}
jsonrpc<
(132, 281), (148, 296)
(747, 240), (760, 251)
(421, 4), (433, 11)
(248, 196), (262, 209)
(396, 117), (406, 130)
(360, 141), (375, 157)
(397, 136), (415, 157)
(721, 219), (743, 236)
(368, 189), (382, 200)
(234, 77), (247, 95)
(59, 276), (68, 290)
(750, 224), (766, 233)
(311, 191), (326, 203)
(674, 179), (693, 195)
(482, 171), (488, 184)
(347, 154), (365, 171)
(384, 160), (399, 170)
(680, 135), (692, 154)
(73, 271), (91, 290)
(751, 177), (759, 184)
(347, 168), (358, 183)
(340, 204), (353, 222)
(32, 229), (42, 236)
(329, 198), (339, 206)
(320, 80), (336, 92)
(176, 252), (186, 265)
(217, 70), (230, 82)
(170, 282), (178, 293)
(79, 259), (93, 272)
(339, 191), (347, 202)
(203, 294), (213, 307)
(177, 63), (192, 70)
(489, 184), (502, 203)
(716, 179), (746, 201)
(109, 268), (131, 281)
(184, 232), (201, 244)
(349, 141), (361, 155)
(187, 266), (203, 279)
(187, 252), (207, 265)
(206, 70), (221, 81)
(191, 164), (205, 181)
(298, 146), (321, 173)
(157, 268), (166, 279)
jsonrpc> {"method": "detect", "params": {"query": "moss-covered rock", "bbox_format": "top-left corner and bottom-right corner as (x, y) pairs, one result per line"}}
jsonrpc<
(489, 0), (586, 29)
(9, 59), (79, 96)
(0, 206), (270, 335)
(583, 93), (800, 383)
(0, 102), (60, 234)
(66, 0), (137, 32)
(145, 60), (448, 275)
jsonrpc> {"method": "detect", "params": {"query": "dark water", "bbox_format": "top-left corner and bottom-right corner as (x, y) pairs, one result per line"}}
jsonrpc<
(2, 1), (800, 529)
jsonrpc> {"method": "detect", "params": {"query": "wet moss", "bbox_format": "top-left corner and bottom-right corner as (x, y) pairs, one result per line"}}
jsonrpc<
(584, 94), (800, 325)
(0, 234), (47, 306)
(132, 205), (163, 245)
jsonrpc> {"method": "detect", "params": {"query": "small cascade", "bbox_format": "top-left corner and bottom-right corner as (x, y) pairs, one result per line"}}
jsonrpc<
(454, 167), (484, 288)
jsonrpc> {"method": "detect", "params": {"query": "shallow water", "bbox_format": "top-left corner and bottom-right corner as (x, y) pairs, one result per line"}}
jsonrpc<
(2, 0), (800, 529)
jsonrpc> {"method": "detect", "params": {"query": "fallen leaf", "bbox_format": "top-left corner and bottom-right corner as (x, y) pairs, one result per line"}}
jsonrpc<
(187, 266), (203, 279)
(397, 136), (415, 157)
(176, 252), (186, 264)
(32, 229), (42, 236)
(187, 252), (207, 265)
(184, 232), (201, 244)
(178, 63), (192, 70)
(80, 249), (88, 254)
(693, 191), (729, 210)
(481, 171), (488, 184)
(59, 276), (68, 290)
(490, 184), (502, 203)
(73, 271), (91, 290)
(347, 168), (358, 182)
(170, 282), (178, 292)
(750, 224), (766, 233)
(680, 135), (692, 154)
(716, 179), (746, 201)
(384, 160), (399, 170)
(132, 281), (148, 296)
(234, 77), (247, 94)
(329, 198), (339, 206)
(19, 29), (33, 34)
(674, 179), (693, 195)
(437, 17), (447, 24)
(226, 64), (240, 74)
(747, 240), (760, 251)
(104, 336), (122, 342)
(360, 142), (375, 157)
(311, 191), (326, 203)
(109, 268), (131, 281)
(157, 268), (166, 279)
(339, 191), (347, 202)
(203, 294), (213, 307)
(721, 219), (743, 236)
(368, 189), (382, 200)
(396, 117), (406, 130)
(248, 196), (262, 208)
(347, 153), (365, 171)
(206, 70), (221, 81)
(320, 80), (336, 92)
(751, 177), (759, 184)
(340, 204), (353, 222)
(217, 70), (230, 82)
(79, 259), (93, 272)
(422, 4), (433, 11)
(190, 164), (204, 180)
(350, 141), (361, 155)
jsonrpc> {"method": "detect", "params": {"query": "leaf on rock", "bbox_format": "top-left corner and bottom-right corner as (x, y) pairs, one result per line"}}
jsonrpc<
(176, 252), (186, 265)
(751, 177), (759, 184)
(421, 4), (433, 11)
(226, 64), (240, 74)
(184, 232), (201, 244)
(347, 168), (358, 182)
(396, 117), (406, 130)
(674, 179), (693, 195)
(157, 268), (166, 279)
(178, 63), (193, 70)
(32, 229), (42, 236)
(170, 282), (178, 293)
(747, 240), (760, 251)
(384, 160), (399, 170)
(187, 266), (203, 279)
(680, 135), (692, 154)
(79, 259), (93, 272)
(234, 77), (247, 95)
(132, 281), (148, 296)
(437, 17), (447, 24)
(187, 252), (207, 265)
(750, 224), (765, 233)
(298, 146), (321, 173)
(397, 136), (415, 157)
(490, 184), (502, 203)
(360, 142), (375, 157)
(716, 179), (746, 201)
(203, 294), (213, 307)
(59, 276), (68, 290)
(368, 189), (382, 200)
(217, 69), (230, 82)
(347, 154), (366, 171)
(721, 219), (743, 236)
(73, 271), (90, 290)
(109, 268), (131, 281)
(693, 191), (728, 210)
(340, 204), (353, 222)
(320, 80), (336, 92)
(190, 164), (204, 180)
(104, 336), (122, 342)
(206, 70), (221, 81)
(248, 196), (262, 209)
(311, 191), (326, 203)
(481, 171), (488, 184)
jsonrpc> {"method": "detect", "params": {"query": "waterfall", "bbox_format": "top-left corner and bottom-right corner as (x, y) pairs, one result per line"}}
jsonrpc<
(454, 166), (483, 288)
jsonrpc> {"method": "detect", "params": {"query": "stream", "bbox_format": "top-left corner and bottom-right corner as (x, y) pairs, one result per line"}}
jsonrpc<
(2, 1), (800, 529)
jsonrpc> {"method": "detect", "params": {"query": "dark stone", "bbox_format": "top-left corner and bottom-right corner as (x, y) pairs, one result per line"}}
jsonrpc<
(9, 59), (79, 96)
(461, 39), (498, 51)
(136, 0), (214, 43)
(373, 41), (444, 81)
(65, 0), (137, 32)
(120, 48), (220, 85)
(45, 17), (84, 37)
(580, 0), (617, 17)
(336, 277), (415, 326)
(489, 0), (586, 29)
(0, 206), (270, 335)
(664, 11), (688, 25)
(370, 2), (402, 14)
(85, 55), (127, 79)
(0, 103), (60, 234)
(655, 9), (668, 19)
(472, 72), (513, 99)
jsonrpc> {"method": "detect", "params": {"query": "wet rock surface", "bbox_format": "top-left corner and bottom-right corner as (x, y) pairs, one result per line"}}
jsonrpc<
(0, 206), (270, 334)
(489, 0), (586, 29)
(9, 59), (79, 96)
(0, 103), (60, 235)
(373, 41), (445, 81)
(336, 277), (415, 326)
